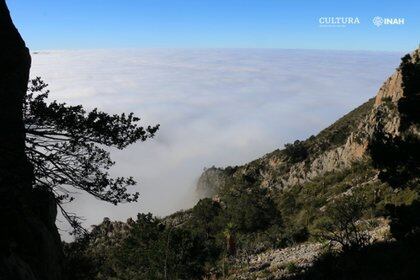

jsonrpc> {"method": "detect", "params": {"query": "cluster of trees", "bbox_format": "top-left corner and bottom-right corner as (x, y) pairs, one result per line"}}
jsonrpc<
(65, 213), (219, 280)
(187, 181), (284, 256)
(64, 178), (285, 279)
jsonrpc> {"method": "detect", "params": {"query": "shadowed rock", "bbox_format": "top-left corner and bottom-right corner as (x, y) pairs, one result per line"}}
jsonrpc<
(0, 1), (63, 279)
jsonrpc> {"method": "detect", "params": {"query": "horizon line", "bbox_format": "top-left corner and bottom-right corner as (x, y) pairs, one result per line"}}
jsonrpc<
(31, 47), (407, 54)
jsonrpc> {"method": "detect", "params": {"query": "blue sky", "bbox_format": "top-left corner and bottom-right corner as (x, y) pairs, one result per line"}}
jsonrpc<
(8, 0), (419, 52)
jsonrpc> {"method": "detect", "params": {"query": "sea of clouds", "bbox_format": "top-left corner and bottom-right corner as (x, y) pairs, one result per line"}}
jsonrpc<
(30, 48), (402, 238)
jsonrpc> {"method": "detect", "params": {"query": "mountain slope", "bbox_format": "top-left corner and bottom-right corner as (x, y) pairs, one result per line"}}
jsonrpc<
(197, 49), (420, 199)
(196, 97), (375, 199)
(65, 49), (420, 280)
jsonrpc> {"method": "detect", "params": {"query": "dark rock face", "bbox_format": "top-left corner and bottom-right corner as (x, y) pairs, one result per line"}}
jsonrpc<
(0, 1), (63, 279)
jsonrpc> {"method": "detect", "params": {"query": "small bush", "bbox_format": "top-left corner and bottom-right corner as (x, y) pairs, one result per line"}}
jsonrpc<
(286, 262), (300, 273)
(313, 194), (370, 252)
(284, 140), (309, 163)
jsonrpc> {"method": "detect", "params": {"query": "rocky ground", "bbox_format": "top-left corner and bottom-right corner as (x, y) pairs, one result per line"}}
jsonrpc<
(228, 242), (323, 280)
(226, 218), (390, 280)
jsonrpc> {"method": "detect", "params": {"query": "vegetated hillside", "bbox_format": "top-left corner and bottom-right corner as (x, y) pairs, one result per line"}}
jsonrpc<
(196, 97), (375, 199)
(65, 49), (420, 280)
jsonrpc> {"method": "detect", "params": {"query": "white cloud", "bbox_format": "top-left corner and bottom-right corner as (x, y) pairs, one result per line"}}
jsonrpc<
(31, 48), (403, 240)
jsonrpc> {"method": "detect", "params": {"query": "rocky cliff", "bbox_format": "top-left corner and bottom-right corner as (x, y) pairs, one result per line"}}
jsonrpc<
(0, 1), (63, 279)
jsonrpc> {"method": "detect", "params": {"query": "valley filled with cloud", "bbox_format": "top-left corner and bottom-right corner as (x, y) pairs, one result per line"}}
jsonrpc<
(31, 49), (402, 236)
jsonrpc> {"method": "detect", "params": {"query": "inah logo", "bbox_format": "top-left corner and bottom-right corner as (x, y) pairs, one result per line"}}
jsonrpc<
(372, 16), (383, 27)
(372, 16), (405, 27)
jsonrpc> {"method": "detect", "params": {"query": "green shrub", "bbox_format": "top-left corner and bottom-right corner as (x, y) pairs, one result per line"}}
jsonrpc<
(190, 198), (223, 235)
(313, 194), (370, 252)
(286, 261), (300, 273)
(284, 140), (309, 163)
(223, 184), (282, 232)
